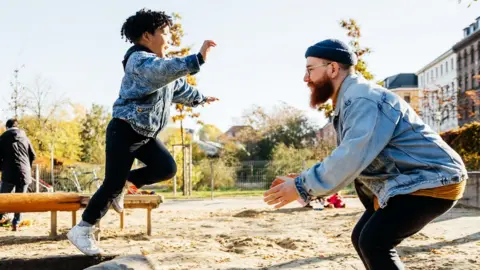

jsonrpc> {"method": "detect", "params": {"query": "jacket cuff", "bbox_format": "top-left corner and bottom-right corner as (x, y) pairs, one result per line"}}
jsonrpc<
(186, 54), (201, 75)
(295, 176), (312, 204)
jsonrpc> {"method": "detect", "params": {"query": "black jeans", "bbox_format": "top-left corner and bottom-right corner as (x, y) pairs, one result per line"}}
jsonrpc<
(0, 181), (29, 225)
(82, 118), (176, 225)
(351, 180), (456, 270)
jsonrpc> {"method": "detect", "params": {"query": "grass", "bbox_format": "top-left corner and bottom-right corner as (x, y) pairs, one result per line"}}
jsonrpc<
(153, 189), (266, 200)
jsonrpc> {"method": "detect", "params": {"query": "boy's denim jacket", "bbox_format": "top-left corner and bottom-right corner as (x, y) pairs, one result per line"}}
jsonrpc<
(113, 46), (207, 138)
(295, 74), (468, 208)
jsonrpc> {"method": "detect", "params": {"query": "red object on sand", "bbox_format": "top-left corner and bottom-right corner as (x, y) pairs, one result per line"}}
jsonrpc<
(325, 193), (346, 208)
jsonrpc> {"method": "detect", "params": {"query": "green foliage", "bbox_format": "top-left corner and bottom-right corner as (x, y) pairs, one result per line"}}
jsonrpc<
(80, 104), (111, 163)
(267, 143), (312, 179)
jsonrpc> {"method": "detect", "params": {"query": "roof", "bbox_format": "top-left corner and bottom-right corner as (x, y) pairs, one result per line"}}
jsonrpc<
(453, 25), (480, 52)
(224, 125), (253, 135)
(416, 48), (454, 74)
(383, 73), (418, 89)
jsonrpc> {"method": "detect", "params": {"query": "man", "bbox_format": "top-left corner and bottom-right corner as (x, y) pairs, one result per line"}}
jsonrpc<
(264, 39), (467, 270)
(0, 119), (36, 231)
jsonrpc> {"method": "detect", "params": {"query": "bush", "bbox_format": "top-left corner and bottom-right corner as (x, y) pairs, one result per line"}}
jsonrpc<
(441, 122), (480, 171)
(195, 158), (237, 189)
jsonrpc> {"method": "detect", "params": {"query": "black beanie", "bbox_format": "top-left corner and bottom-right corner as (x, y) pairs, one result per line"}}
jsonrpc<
(305, 39), (357, 65)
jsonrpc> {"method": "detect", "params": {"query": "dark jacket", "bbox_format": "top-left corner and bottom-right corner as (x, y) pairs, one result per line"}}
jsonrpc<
(0, 128), (36, 184)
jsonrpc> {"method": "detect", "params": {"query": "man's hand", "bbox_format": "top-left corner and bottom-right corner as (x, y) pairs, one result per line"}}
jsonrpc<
(264, 176), (300, 209)
(199, 40), (217, 62)
(269, 174), (298, 188)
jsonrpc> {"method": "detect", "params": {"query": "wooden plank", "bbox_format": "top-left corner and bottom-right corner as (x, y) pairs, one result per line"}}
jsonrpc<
(147, 207), (152, 236)
(50, 211), (57, 237)
(0, 193), (82, 212)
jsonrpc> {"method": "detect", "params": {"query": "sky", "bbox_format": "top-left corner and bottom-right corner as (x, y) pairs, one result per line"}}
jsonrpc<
(0, 0), (478, 132)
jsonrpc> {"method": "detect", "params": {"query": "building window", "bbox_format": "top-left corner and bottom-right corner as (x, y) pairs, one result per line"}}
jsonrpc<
(452, 58), (454, 70)
(419, 75), (423, 88)
(436, 67), (439, 78)
(472, 70), (475, 89)
(446, 60), (449, 72)
(441, 64), (443, 76)
(465, 49), (469, 67)
(458, 77), (463, 91)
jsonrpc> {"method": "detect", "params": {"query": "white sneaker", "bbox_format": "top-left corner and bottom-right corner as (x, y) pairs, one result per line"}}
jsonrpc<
(67, 225), (103, 256)
(112, 182), (130, 213)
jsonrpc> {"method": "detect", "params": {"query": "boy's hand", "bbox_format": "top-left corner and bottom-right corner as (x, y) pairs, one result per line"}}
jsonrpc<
(205, 97), (219, 104)
(200, 40), (217, 62)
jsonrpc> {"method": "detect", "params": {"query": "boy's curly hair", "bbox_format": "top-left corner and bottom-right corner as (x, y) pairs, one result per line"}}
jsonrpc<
(121, 8), (173, 44)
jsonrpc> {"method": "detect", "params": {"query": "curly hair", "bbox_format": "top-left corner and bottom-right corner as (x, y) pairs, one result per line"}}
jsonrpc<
(121, 8), (173, 44)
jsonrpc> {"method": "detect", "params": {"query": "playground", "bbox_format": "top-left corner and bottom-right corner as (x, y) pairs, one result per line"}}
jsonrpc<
(1, 198), (479, 269)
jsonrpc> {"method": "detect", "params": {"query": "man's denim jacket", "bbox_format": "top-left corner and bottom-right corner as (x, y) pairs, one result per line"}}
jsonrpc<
(295, 74), (468, 208)
(112, 50), (207, 138)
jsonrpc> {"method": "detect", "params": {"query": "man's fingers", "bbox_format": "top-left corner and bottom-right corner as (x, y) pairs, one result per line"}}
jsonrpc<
(263, 191), (283, 203)
(274, 199), (291, 209)
(266, 196), (283, 206)
(263, 184), (282, 197)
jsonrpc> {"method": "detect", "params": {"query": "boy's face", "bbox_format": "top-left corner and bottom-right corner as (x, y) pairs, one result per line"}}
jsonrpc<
(142, 25), (170, 58)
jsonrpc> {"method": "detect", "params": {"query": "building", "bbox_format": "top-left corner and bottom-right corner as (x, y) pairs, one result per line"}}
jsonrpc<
(383, 73), (422, 113)
(416, 49), (458, 132)
(222, 125), (255, 140)
(453, 16), (480, 126)
(316, 122), (336, 146)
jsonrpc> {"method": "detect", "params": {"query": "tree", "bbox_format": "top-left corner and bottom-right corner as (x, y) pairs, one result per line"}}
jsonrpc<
(168, 13), (210, 195)
(80, 104), (111, 163)
(240, 103), (318, 160)
(8, 67), (29, 118)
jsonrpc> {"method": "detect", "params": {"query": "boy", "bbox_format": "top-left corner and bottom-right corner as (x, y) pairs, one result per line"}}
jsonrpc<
(68, 9), (217, 255)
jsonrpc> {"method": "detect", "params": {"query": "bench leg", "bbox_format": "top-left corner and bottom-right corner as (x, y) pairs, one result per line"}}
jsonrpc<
(50, 211), (57, 237)
(95, 220), (101, 242)
(147, 207), (152, 236)
(120, 211), (125, 230)
(72, 211), (77, 227)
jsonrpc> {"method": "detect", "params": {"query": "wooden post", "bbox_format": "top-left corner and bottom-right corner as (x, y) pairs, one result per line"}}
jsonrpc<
(35, 164), (40, 193)
(172, 147), (177, 197)
(50, 211), (57, 237)
(189, 143), (193, 196)
(72, 211), (77, 227)
(210, 160), (214, 200)
(147, 207), (152, 236)
(120, 211), (125, 230)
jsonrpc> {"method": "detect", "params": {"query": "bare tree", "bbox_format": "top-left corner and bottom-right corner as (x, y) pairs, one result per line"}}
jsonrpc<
(8, 67), (29, 118)
(420, 83), (458, 132)
(27, 75), (68, 126)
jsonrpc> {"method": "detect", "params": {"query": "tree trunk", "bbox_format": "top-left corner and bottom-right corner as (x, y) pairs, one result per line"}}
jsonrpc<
(180, 120), (187, 196)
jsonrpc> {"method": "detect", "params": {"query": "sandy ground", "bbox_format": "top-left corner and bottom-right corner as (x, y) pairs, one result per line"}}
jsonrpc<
(0, 197), (479, 270)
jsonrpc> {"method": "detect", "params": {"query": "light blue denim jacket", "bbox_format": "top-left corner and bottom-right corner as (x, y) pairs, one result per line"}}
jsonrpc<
(112, 50), (207, 138)
(295, 74), (468, 208)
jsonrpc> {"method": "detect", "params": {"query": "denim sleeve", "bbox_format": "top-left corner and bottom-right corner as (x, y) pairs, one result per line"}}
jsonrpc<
(133, 52), (201, 88)
(296, 98), (398, 198)
(172, 77), (207, 107)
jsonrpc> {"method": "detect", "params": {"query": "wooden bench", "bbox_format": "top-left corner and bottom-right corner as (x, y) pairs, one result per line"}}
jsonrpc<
(0, 193), (163, 237)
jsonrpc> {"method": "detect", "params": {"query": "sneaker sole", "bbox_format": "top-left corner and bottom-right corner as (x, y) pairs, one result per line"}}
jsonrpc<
(67, 231), (103, 256)
(111, 200), (124, 214)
